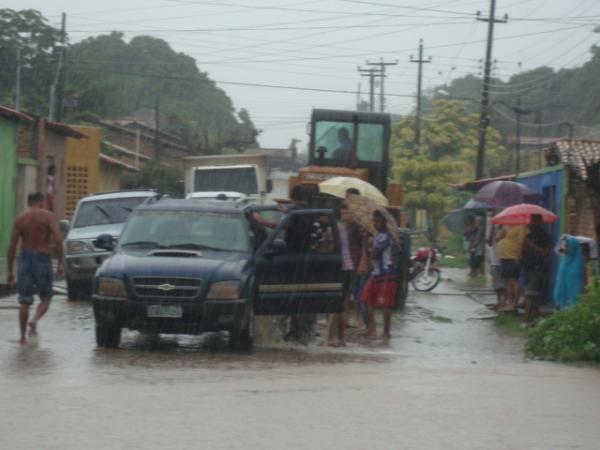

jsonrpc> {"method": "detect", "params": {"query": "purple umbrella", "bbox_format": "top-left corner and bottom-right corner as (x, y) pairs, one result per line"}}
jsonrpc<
(473, 181), (541, 208)
(464, 199), (490, 210)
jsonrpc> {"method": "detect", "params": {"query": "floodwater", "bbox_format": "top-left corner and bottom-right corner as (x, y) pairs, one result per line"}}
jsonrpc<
(1, 269), (599, 449)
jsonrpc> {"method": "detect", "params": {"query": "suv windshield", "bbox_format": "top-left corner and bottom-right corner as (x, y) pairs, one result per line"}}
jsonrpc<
(73, 196), (151, 228)
(119, 210), (251, 253)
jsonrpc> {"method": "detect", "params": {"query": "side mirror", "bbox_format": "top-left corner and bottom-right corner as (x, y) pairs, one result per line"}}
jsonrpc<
(59, 219), (70, 234)
(266, 179), (273, 193)
(264, 239), (287, 256)
(93, 233), (114, 252)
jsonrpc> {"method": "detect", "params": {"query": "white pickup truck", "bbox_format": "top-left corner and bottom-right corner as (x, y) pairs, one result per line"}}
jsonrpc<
(183, 154), (271, 203)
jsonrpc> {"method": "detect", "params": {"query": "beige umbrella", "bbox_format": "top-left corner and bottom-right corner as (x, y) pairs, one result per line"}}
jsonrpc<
(344, 195), (399, 243)
(319, 176), (388, 206)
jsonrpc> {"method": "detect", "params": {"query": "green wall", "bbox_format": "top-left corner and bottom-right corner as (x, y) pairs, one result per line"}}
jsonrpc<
(0, 117), (17, 282)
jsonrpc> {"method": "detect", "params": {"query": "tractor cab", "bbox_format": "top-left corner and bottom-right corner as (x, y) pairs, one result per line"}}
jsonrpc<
(306, 109), (391, 194)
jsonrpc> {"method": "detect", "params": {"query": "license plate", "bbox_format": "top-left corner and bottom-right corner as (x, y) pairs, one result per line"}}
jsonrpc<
(147, 305), (183, 318)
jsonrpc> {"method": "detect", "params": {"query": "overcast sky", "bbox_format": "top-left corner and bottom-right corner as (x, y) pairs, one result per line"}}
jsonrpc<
(7, 0), (600, 149)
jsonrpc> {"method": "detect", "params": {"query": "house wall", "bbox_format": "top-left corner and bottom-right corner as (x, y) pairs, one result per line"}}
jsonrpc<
(0, 117), (17, 283)
(16, 122), (35, 159)
(568, 179), (597, 238)
(43, 131), (67, 220)
(15, 160), (38, 217)
(99, 162), (123, 192)
(65, 126), (101, 218)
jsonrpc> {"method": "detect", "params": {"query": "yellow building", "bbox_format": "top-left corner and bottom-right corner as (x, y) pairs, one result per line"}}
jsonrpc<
(65, 126), (101, 218)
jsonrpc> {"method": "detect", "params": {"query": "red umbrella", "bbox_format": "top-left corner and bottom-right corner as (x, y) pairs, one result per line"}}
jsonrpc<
(492, 203), (558, 225)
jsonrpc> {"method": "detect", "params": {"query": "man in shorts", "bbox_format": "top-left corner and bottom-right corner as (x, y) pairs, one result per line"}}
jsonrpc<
(521, 214), (551, 323)
(7, 192), (64, 344)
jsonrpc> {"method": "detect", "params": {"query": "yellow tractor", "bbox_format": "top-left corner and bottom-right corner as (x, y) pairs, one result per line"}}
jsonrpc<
(289, 108), (404, 224)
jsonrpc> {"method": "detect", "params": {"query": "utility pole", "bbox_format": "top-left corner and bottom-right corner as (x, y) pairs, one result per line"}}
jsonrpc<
(155, 97), (162, 157)
(366, 58), (398, 112)
(15, 47), (21, 111)
(501, 100), (534, 176)
(357, 66), (382, 112)
(56, 12), (67, 121)
(410, 39), (431, 155)
(48, 12), (66, 121)
(475, 0), (507, 179)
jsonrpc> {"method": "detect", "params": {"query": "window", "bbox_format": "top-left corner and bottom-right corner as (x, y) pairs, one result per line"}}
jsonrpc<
(119, 211), (251, 253)
(357, 123), (384, 162)
(313, 121), (354, 162)
(312, 120), (385, 163)
(194, 167), (258, 194)
(73, 197), (150, 228)
(270, 213), (337, 255)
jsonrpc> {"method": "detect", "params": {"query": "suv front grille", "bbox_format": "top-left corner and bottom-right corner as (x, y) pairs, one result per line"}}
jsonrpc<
(133, 277), (201, 299)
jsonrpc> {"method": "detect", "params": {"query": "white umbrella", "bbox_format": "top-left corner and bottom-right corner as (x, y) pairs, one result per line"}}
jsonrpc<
(318, 176), (388, 206)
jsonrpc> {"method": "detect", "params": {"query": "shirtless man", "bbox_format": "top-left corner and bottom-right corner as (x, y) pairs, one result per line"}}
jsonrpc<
(7, 192), (64, 344)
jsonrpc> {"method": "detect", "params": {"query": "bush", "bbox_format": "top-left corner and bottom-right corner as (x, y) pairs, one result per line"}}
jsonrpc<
(527, 283), (600, 363)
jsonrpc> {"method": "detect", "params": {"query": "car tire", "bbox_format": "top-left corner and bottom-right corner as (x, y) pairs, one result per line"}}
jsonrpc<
(96, 324), (121, 348)
(229, 307), (254, 352)
(66, 278), (92, 300)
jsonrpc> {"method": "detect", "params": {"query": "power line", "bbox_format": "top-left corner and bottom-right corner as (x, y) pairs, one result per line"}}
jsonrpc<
(70, 66), (415, 97)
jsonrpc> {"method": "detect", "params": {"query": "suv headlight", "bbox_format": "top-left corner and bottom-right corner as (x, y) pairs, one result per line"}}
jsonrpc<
(97, 277), (128, 299)
(206, 281), (239, 300)
(65, 240), (95, 254)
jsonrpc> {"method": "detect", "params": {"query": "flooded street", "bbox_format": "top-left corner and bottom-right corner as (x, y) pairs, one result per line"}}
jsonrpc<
(1, 270), (599, 449)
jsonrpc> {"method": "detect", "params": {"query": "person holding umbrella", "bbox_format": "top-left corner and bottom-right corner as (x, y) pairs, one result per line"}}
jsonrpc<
(495, 225), (527, 313)
(493, 204), (559, 314)
(521, 214), (552, 323)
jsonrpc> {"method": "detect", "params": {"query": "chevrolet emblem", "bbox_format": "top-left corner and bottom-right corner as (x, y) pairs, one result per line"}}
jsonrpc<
(157, 283), (176, 292)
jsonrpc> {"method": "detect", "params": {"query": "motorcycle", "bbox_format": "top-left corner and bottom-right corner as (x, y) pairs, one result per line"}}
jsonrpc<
(409, 245), (441, 292)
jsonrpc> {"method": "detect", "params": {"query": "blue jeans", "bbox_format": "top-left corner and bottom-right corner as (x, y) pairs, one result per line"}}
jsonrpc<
(354, 274), (368, 326)
(17, 250), (53, 304)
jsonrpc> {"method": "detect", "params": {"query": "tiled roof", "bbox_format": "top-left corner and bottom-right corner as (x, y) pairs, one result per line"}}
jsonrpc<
(0, 105), (33, 123)
(548, 139), (600, 180)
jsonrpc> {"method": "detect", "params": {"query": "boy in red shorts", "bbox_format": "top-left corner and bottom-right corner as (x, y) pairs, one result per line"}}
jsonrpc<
(361, 210), (399, 342)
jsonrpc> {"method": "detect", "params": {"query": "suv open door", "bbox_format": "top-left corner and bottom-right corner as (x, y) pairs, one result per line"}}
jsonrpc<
(252, 209), (344, 315)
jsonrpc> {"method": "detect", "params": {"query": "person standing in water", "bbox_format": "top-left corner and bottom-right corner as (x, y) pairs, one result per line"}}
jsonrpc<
(7, 192), (64, 344)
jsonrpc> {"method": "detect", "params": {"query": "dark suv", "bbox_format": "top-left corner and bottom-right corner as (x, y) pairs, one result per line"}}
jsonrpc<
(92, 199), (344, 350)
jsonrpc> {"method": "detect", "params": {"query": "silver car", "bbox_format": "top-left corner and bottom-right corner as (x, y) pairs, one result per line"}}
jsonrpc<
(63, 190), (157, 299)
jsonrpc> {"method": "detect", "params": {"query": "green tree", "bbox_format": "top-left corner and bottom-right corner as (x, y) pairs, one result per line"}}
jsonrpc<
(391, 99), (509, 234)
(0, 9), (61, 114)
(393, 157), (463, 234)
(67, 33), (259, 152)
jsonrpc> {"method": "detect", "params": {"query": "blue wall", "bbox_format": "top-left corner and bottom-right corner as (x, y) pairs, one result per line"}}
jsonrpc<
(518, 166), (565, 302)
